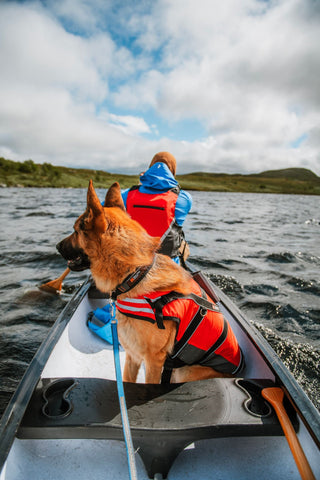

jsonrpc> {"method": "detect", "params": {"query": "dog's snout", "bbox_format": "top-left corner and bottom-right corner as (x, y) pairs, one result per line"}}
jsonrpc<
(56, 238), (69, 257)
(55, 235), (90, 271)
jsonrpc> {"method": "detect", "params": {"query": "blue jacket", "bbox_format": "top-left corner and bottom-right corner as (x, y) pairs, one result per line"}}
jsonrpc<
(122, 163), (192, 227)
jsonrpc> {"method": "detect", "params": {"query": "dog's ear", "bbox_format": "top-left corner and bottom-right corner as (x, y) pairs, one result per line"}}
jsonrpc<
(104, 182), (125, 211)
(86, 180), (107, 233)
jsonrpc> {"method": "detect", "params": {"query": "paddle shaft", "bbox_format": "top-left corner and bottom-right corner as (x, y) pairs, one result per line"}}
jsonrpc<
(57, 267), (71, 283)
(262, 387), (315, 480)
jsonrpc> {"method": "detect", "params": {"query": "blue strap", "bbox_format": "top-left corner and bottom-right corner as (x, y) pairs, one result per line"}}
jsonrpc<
(110, 303), (138, 480)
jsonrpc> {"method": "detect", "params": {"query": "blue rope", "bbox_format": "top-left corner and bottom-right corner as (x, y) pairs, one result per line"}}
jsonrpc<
(110, 302), (138, 480)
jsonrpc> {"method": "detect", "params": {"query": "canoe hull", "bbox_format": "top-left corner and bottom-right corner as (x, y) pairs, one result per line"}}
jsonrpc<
(1, 276), (319, 479)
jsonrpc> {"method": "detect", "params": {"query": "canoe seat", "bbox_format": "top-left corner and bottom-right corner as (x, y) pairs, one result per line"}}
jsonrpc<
(18, 377), (297, 479)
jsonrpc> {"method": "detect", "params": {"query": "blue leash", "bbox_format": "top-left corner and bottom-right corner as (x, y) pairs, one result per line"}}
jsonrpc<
(110, 302), (138, 480)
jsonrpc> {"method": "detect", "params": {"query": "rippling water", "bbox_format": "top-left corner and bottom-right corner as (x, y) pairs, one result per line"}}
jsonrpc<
(0, 188), (319, 416)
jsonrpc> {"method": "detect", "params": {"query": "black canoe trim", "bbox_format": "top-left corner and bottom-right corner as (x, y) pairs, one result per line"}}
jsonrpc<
(0, 277), (92, 472)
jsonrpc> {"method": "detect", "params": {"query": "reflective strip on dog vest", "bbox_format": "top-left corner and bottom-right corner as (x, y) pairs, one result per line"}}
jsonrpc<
(116, 280), (242, 374)
(115, 297), (157, 323)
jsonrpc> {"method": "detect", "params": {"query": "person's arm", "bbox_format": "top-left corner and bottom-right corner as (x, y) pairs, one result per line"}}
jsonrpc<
(175, 190), (192, 226)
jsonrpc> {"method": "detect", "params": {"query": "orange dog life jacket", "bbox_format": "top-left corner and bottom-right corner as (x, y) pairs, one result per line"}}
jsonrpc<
(116, 279), (243, 376)
(126, 186), (184, 258)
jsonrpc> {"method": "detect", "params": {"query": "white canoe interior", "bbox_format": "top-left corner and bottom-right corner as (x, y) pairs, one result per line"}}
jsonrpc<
(1, 283), (319, 480)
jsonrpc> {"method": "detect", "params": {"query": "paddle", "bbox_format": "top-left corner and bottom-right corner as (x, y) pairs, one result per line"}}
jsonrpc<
(39, 267), (70, 293)
(262, 387), (316, 480)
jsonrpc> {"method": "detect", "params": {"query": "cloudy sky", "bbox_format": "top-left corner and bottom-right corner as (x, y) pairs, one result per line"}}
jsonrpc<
(0, 0), (319, 175)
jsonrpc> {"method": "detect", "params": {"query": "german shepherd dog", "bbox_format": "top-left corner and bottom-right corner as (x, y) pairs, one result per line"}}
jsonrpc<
(57, 181), (242, 384)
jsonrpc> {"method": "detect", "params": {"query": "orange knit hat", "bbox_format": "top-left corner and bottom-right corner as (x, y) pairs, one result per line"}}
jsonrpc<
(149, 151), (177, 176)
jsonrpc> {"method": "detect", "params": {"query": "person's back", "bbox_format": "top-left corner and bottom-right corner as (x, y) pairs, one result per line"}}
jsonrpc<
(122, 152), (192, 263)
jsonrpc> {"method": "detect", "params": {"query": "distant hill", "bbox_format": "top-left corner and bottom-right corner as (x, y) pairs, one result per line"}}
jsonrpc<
(0, 157), (319, 195)
(253, 168), (319, 182)
(176, 167), (320, 194)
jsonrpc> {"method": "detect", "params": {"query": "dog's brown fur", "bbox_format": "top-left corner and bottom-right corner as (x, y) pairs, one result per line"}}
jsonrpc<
(58, 180), (230, 383)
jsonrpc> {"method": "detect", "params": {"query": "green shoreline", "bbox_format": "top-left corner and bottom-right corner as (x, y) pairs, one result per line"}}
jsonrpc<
(1, 157), (320, 195)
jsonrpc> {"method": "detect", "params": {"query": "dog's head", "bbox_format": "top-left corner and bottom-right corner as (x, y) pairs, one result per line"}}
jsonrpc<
(56, 179), (110, 272)
(56, 181), (160, 287)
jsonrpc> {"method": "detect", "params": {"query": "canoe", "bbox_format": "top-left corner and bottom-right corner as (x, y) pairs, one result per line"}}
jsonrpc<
(0, 270), (319, 480)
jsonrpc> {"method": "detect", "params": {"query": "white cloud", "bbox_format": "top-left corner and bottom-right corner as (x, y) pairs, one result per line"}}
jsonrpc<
(110, 0), (320, 173)
(0, 5), (107, 100)
(103, 113), (151, 136)
(0, 0), (319, 175)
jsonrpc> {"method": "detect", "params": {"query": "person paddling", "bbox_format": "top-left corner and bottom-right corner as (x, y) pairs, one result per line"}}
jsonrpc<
(122, 152), (192, 264)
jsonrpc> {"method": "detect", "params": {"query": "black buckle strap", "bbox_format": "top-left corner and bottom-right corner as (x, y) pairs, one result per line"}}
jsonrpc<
(145, 292), (185, 329)
(145, 288), (219, 330)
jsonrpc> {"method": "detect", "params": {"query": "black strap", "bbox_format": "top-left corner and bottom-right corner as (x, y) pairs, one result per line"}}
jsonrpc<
(160, 316), (228, 384)
(161, 356), (185, 384)
(154, 289), (221, 383)
(145, 289), (219, 330)
(199, 318), (229, 364)
(160, 288), (224, 380)
(161, 357), (174, 384)
(169, 285), (212, 358)
(145, 292), (185, 329)
(128, 184), (180, 195)
(171, 306), (207, 359)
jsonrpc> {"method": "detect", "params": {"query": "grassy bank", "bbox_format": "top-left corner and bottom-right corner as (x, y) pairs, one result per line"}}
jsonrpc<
(1, 157), (319, 195)
(0, 158), (138, 189)
(177, 170), (320, 195)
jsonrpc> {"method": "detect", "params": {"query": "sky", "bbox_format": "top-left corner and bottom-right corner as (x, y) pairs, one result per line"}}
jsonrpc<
(0, 0), (320, 175)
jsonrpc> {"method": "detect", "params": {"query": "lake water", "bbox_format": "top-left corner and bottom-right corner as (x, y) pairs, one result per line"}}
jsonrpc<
(0, 187), (319, 417)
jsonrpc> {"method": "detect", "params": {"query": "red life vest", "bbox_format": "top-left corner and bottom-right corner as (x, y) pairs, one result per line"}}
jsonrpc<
(116, 279), (243, 376)
(126, 186), (184, 258)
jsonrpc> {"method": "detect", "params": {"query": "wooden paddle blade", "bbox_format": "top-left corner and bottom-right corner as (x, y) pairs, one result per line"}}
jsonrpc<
(262, 386), (284, 405)
(262, 387), (316, 480)
(39, 267), (71, 293)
